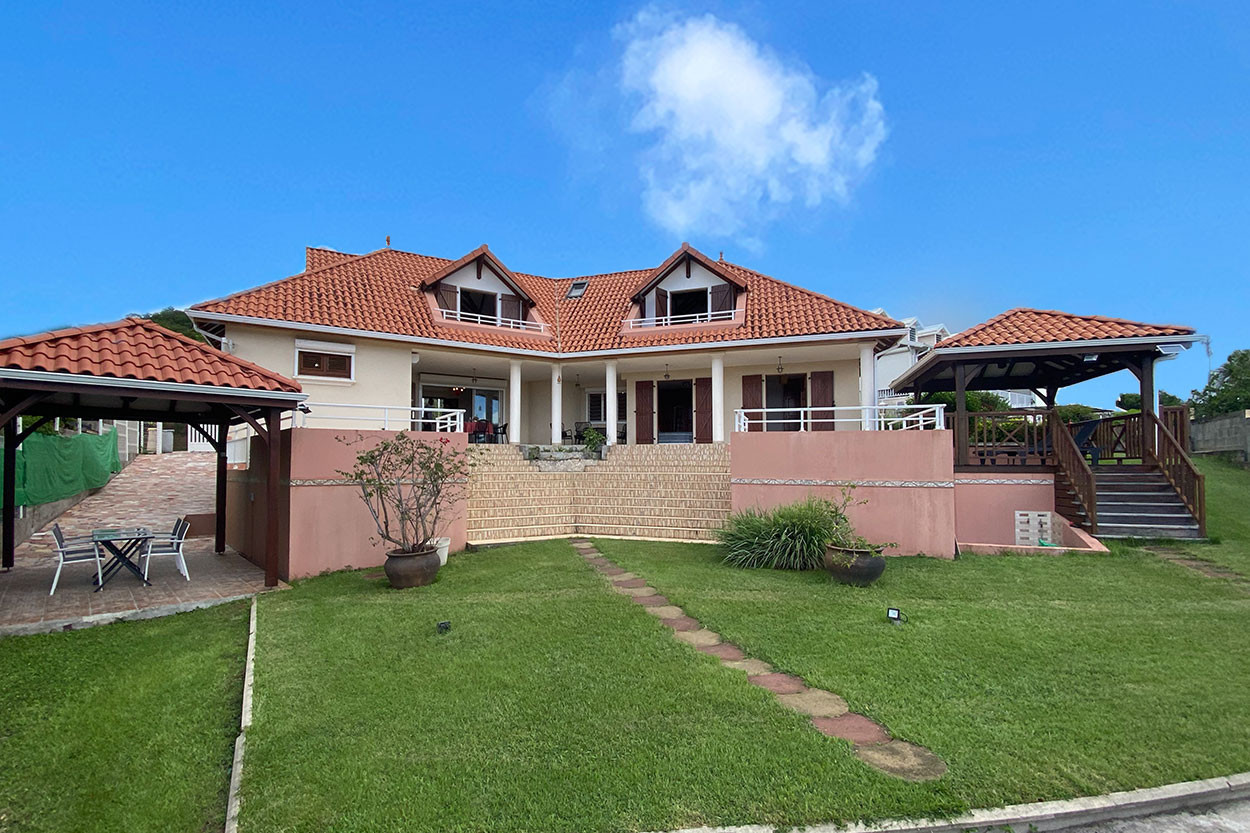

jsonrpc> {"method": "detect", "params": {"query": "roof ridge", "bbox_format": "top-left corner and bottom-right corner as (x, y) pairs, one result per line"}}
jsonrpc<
(0, 319), (127, 349)
(1011, 306), (1196, 332)
(936, 308), (1019, 347)
(721, 261), (905, 329)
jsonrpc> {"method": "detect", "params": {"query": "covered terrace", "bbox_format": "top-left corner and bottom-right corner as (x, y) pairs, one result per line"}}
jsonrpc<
(0, 319), (307, 621)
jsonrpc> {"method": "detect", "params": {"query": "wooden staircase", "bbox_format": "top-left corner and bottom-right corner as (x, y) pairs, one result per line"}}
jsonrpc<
(1091, 467), (1203, 539)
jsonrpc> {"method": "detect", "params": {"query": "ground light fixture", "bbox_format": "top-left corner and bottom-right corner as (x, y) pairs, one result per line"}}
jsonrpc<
(886, 607), (908, 625)
(437, 621), (451, 634)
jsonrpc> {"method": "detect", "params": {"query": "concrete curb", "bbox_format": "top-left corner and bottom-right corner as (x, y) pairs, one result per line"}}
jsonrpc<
(224, 596), (258, 833)
(649, 772), (1250, 833)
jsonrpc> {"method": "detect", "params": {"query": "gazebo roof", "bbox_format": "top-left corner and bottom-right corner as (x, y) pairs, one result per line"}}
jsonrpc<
(895, 308), (1201, 394)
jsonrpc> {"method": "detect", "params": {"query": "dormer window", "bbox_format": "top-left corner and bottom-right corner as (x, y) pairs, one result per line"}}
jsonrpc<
(626, 243), (747, 329)
(427, 245), (548, 333)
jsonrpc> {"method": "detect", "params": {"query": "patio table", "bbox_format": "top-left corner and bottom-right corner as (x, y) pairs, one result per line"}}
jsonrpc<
(91, 527), (154, 591)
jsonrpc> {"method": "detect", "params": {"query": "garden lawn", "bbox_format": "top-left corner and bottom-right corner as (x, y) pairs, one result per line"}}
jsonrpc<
(0, 600), (249, 833)
(595, 537), (1250, 812)
(242, 540), (966, 833)
(1173, 456), (1250, 578)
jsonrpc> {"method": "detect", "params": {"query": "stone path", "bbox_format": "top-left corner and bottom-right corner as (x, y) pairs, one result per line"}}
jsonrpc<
(569, 538), (947, 782)
(1144, 546), (1250, 590)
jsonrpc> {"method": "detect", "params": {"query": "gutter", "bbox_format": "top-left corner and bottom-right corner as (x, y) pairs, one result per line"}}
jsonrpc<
(0, 368), (307, 402)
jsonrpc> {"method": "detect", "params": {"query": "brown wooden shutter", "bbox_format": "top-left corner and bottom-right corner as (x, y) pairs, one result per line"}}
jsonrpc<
(742, 374), (763, 433)
(500, 294), (521, 321)
(656, 289), (668, 319)
(694, 377), (713, 443)
(436, 286), (457, 311)
(810, 371), (835, 431)
(710, 284), (733, 313)
(635, 380), (654, 444)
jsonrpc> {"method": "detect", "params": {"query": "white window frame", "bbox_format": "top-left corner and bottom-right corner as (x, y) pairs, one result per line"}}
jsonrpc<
(586, 388), (627, 427)
(294, 338), (356, 384)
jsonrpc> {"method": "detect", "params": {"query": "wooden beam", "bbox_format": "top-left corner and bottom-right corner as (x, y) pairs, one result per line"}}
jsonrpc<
(264, 408), (282, 587)
(215, 421), (228, 555)
(228, 405), (268, 445)
(188, 422), (226, 453)
(0, 393), (49, 428)
(16, 416), (53, 444)
(954, 364), (970, 467)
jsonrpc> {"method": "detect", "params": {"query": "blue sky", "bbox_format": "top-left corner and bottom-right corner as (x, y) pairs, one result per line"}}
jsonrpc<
(2, 1), (1246, 407)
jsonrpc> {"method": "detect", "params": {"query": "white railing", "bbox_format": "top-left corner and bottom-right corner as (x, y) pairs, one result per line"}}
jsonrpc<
(733, 404), (946, 432)
(627, 308), (741, 328)
(292, 402), (466, 432)
(438, 308), (547, 333)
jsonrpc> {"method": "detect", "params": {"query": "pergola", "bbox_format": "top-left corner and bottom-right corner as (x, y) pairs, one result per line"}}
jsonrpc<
(893, 308), (1201, 467)
(0, 319), (306, 585)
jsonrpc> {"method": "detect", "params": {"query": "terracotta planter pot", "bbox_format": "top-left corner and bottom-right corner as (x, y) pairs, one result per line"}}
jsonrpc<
(383, 547), (441, 589)
(823, 546), (886, 587)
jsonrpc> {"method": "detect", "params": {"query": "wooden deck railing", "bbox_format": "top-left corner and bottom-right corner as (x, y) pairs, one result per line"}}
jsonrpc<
(1070, 412), (1147, 463)
(1147, 411), (1206, 537)
(1050, 408), (1098, 534)
(951, 410), (1051, 466)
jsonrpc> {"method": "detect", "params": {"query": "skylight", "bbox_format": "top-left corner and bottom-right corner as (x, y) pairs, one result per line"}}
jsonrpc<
(566, 280), (588, 299)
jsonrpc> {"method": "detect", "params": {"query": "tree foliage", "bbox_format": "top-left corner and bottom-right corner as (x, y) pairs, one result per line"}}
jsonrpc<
(1190, 350), (1250, 419)
(143, 307), (204, 342)
(1159, 390), (1184, 407)
(1116, 392), (1141, 412)
(917, 390), (1012, 412)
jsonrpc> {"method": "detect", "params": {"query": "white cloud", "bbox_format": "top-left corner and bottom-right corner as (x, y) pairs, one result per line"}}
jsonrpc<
(615, 9), (886, 238)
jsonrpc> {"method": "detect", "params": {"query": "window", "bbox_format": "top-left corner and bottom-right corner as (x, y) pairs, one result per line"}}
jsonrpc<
(669, 289), (709, 318)
(587, 390), (627, 424)
(297, 350), (352, 379)
(459, 288), (497, 318)
(566, 280), (588, 299)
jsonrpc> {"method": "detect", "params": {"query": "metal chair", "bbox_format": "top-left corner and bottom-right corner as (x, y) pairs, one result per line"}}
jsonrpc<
(50, 523), (103, 596)
(143, 518), (190, 581)
(573, 422), (591, 444)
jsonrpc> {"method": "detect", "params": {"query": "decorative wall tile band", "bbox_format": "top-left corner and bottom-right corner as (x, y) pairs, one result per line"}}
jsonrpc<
(732, 477), (955, 489)
(956, 478), (1054, 485)
(289, 477), (468, 487)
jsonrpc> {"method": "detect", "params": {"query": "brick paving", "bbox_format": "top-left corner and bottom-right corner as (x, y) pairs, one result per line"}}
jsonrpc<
(570, 537), (948, 782)
(0, 453), (269, 634)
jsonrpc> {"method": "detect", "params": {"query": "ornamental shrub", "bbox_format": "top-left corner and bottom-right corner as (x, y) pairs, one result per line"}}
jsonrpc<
(717, 495), (858, 570)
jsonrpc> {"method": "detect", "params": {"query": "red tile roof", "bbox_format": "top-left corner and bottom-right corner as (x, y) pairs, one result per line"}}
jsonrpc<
(192, 246), (902, 354)
(0, 318), (302, 393)
(938, 308), (1196, 349)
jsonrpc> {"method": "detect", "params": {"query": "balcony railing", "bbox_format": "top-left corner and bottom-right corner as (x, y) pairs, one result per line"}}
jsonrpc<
(733, 404), (945, 432)
(291, 402), (466, 432)
(438, 308), (548, 333)
(627, 309), (741, 328)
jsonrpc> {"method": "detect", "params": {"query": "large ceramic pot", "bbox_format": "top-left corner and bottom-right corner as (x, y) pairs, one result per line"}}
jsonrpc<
(823, 546), (886, 587)
(384, 547), (441, 589)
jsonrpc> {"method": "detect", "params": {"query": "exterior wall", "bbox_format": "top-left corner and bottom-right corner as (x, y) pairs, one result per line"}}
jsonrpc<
(730, 430), (957, 558)
(953, 471), (1055, 546)
(226, 428), (468, 580)
(439, 263), (514, 295)
(641, 261), (726, 318)
(226, 323), (414, 426)
(1191, 410), (1250, 462)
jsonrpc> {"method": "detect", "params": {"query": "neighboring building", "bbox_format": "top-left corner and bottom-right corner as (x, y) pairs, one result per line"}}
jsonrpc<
(873, 310), (1042, 410)
(189, 243), (919, 443)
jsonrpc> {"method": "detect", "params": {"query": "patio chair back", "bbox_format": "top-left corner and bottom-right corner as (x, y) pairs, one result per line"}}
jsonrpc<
(49, 523), (103, 595)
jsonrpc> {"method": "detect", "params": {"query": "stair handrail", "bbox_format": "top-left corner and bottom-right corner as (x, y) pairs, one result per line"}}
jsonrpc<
(1050, 409), (1098, 534)
(1144, 410), (1206, 537)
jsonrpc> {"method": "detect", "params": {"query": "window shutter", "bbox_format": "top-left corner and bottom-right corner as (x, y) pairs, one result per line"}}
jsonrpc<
(656, 289), (668, 318)
(500, 294), (522, 322)
(741, 374), (763, 432)
(436, 286), (457, 311)
(810, 371), (835, 431)
(710, 284), (733, 313)
(694, 377), (713, 443)
(587, 393), (604, 423)
(617, 391), (627, 420)
(635, 381), (654, 444)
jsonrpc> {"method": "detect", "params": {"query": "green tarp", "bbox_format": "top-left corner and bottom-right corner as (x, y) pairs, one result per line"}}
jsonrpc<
(2, 428), (122, 507)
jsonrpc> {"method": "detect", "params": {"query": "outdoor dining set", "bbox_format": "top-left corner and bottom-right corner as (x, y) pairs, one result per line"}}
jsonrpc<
(48, 519), (191, 595)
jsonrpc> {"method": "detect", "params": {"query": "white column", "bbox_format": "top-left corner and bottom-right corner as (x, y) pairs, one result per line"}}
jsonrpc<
(155, 421), (164, 452)
(550, 363), (563, 445)
(711, 354), (725, 442)
(859, 345), (877, 431)
(605, 360), (619, 445)
(508, 360), (522, 444)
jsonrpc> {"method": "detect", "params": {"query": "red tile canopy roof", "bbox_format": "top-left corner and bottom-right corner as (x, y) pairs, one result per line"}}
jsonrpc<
(938, 308), (1196, 349)
(0, 318), (302, 393)
(191, 244), (903, 354)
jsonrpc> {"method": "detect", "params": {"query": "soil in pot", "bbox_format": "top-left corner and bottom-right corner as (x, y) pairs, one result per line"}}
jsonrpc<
(384, 548), (441, 589)
(823, 546), (886, 587)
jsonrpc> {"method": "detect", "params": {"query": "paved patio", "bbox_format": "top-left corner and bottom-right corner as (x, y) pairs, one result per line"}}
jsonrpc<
(0, 452), (269, 635)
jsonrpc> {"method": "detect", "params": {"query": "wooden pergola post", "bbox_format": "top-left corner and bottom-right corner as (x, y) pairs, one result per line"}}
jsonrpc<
(2, 417), (15, 570)
(264, 408), (281, 587)
(954, 364), (969, 467)
(214, 420), (229, 555)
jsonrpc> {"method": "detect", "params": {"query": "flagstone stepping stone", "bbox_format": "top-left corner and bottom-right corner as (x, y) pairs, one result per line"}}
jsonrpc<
(749, 673), (806, 695)
(642, 605), (686, 620)
(660, 615), (701, 631)
(569, 538), (592, 545)
(812, 713), (890, 745)
(614, 576), (647, 587)
(615, 584), (658, 597)
(632, 594), (670, 607)
(723, 658), (774, 676)
(587, 557), (612, 567)
(600, 566), (626, 576)
(609, 572), (639, 582)
(775, 689), (848, 718)
(699, 643), (746, 661)
(674, 628), (722, 648)
(854, 740), (948, 781)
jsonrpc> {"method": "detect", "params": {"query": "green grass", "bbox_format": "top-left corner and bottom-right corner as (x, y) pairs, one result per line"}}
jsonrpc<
(1172, 456), (1250, 578)
(242, 540), (966, 833)
(0, 601), (249, 833)
(594, 537), (1250, 812)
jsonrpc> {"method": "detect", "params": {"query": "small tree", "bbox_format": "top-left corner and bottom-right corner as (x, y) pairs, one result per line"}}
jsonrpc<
(1115, 392), (1141, 412)
(338, 432), (471, 553)
(142, 307), (205, 342)
(1159, 390), (1184, 408)
(1190, 350), (1250, 419)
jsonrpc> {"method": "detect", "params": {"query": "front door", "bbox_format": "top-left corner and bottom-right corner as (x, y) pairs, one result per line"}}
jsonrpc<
(656, 380), (694, 443)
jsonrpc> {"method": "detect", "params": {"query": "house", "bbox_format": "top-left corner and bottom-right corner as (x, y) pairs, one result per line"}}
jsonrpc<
(874, 312), (1040, 409)
(189, 243), (919, 443)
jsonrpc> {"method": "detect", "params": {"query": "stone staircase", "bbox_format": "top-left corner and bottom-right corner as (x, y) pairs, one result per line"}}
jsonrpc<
(465, 443), (732, 545)
(1093, 467), (1203, 540)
